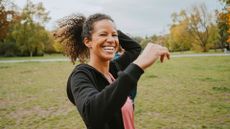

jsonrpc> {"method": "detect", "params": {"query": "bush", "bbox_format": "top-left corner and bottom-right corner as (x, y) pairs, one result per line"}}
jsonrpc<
(0, 41), (19, 56)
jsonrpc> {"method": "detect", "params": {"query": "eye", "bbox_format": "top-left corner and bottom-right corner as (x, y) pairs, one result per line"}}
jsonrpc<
(99, 33), (107, 36)
(112, 34), (118, 37)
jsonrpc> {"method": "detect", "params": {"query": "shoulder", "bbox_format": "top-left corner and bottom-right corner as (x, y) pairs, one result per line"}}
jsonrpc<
(74, 64), (92, 72)
(67, 64), (96, 105)
(72, 64), (95, 75)
(71, 64), (106, 82)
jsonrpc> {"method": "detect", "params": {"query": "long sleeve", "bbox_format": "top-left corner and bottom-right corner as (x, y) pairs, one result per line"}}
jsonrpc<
(114, 30), (142, 71)
(70, 64), (144, 128)
(67, 30), (143, 128)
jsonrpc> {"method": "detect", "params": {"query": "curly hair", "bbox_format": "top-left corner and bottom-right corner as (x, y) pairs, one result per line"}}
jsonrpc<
(54, 13), (114, 64)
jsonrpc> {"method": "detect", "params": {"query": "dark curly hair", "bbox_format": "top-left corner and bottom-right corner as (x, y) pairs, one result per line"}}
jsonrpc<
(54, 13), (114, 64)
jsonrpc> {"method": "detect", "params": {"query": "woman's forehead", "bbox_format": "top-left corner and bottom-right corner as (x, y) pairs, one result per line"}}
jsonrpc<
(93, 19), (117, 32)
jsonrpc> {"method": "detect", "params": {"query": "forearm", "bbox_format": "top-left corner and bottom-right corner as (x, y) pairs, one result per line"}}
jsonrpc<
(115, 30), (142, 70)
(118, 30), (141, 54)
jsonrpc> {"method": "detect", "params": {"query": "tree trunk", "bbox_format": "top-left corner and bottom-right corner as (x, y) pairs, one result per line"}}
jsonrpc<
(30, 51), (33, 57)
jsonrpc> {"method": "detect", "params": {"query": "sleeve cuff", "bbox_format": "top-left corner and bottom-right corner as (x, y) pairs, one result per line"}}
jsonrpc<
(123, 63), (144, 81)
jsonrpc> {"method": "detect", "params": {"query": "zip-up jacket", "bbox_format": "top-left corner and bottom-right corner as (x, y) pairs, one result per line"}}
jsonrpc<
(67, 30), (143, 129)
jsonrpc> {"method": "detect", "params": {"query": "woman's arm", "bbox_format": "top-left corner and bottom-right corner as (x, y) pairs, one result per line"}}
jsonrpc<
(70, 64), (143, 127)
(133, 43), (170, 70)
(114, 30), (142, 70)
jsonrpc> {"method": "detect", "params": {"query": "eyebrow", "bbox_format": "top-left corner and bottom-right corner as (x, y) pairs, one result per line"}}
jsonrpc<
(97, 30), (118, 34)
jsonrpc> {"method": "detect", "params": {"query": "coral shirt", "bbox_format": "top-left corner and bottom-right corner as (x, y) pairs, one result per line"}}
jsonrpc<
(108, 73), (135, 129)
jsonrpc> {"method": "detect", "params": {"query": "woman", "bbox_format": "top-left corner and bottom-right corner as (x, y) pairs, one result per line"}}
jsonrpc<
(54, 13), (170, 129)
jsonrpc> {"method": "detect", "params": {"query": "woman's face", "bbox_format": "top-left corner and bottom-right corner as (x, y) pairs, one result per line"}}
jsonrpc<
(85, 19), (119, 61)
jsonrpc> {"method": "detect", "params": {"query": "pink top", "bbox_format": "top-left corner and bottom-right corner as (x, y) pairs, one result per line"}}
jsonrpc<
(108, 73), (135, 129)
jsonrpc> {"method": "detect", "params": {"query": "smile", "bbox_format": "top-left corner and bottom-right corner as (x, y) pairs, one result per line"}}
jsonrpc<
(102, 46), (116, 53)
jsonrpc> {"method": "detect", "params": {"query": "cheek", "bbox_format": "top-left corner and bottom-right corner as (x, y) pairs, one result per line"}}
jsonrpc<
(91, 38), (103, 47)
(94, 36), (107, 44)
(115, 40), (119, 50)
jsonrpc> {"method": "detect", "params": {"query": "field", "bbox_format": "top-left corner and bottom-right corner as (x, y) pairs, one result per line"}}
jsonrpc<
(0, 56), (230, 129)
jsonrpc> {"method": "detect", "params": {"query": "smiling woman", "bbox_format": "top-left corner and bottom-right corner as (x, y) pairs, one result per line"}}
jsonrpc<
(84, 18), (119, 62)
(54, 13), (170, 129)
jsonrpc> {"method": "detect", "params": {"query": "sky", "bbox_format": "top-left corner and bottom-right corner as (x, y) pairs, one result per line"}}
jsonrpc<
(14, 0), (223, 36)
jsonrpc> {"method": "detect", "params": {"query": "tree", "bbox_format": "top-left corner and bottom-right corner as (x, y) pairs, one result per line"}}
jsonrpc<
(131, 36), (143, 44)
(167, 13), (192, 52)
(187, 4), (214, 52)
(44, 32), (59, 53)
(0, 0), (54, 56)
(12, 19), (50, 56)
(169, 4), (217, 52)
(0, 0), (16, 42)
(0, 0), (21, 56)
(217, 0), (230, 50)
(140, 35), (158, 49)
(11, 0), (50, 56)
(219, 0), (230, 4)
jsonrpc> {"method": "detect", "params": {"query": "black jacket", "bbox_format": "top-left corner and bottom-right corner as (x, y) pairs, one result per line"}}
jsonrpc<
(67, 31), (143, 129)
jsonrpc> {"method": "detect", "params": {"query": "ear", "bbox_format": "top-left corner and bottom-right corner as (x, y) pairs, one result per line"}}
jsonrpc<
(83, 37), (92, 48)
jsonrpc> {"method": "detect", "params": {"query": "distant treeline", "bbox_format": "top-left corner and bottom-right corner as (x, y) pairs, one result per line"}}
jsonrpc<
(0, 0), (61, 57)
(134, 0), (230, 52)
(0, 0), (229, 57)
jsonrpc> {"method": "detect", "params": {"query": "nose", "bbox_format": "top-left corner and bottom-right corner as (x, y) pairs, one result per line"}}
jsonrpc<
(106, 35), (116, 43)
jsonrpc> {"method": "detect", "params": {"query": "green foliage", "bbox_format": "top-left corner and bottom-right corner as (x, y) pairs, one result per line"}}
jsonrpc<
(219, 0), (230, 4)
(52, 39), (64, 53)
(0, 0), (55, 57)
(217, 0), (230, 50)
(0, 27), (19, 56)
(0, 41), (18, 56)
(43, 33), (58, 53)
(12, 21), (46, 56)
(208, 24), (221, 49)
(140, 36), (152, 48)
(140, 35), (166, 49)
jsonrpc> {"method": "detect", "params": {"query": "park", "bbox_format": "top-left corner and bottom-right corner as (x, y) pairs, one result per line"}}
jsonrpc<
(0, 54), (229, 128)
(0, 0), (230, 129)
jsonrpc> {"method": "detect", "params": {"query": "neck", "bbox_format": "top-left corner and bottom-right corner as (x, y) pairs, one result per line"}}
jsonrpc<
(88, 56), (110, 76)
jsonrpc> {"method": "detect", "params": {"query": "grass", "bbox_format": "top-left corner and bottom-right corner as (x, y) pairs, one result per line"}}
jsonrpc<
(0, 56), (230, 129)
(0, 53), (67, 60)
(0, 49), (226, 61)
(171, 49), (224, 55)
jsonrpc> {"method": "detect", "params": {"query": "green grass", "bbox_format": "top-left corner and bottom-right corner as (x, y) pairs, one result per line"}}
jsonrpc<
(0, 49), (225, 61)
(0, 53), (67, 60)
(0, 56), (230, 129)
(171, 49), (224, 55)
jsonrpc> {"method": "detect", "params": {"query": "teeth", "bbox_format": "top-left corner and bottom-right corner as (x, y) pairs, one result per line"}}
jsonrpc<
(103, 47), (114, 50)
(103, 46), (115, 52)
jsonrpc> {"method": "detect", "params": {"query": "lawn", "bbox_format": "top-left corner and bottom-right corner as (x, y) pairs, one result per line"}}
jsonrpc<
(0, 54), (67, 60)
(0, 56), (229, 129)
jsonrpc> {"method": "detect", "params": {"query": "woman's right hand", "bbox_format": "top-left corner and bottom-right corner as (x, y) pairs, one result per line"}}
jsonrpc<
(133, 43), (170, 70)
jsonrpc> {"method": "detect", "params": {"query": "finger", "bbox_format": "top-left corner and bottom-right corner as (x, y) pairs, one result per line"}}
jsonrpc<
(161, 52), (170, 63)
(162, 47), (170, 60)
(160, 54), (164, 63)
(166, 52), (170, 60)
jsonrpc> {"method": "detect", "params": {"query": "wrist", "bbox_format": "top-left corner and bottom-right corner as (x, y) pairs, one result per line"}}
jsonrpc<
(133, 59), (145, 70)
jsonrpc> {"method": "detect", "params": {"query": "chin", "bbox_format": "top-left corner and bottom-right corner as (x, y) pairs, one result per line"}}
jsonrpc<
(106, 56), (114, 61)
(102, 54), (115, 61)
